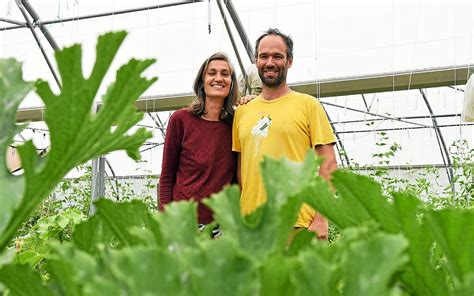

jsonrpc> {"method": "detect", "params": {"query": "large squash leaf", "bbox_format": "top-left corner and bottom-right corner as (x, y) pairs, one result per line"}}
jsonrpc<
(0, 59), (34, 235)
(0, 31), (156, 251)
(303, 169), (400, 232)
(341, 232), (408, 296)
(394, 192), (449, 296)
(206, 150), (322, 259)
(0, 264), (53, 296)
(425, 208), (474, 282)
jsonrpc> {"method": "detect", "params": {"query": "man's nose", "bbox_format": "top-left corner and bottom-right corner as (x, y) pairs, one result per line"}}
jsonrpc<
(266, 57), (275, 66)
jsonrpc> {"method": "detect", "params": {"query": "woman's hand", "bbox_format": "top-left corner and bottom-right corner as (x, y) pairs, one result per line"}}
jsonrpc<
(237, 95), (257, 106)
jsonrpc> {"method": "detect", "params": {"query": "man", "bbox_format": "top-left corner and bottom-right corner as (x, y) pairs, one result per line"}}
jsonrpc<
(232, 28), (337, 239)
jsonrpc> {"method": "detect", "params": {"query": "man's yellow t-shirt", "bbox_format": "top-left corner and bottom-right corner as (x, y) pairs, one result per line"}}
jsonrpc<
(232, 91), (336, 227)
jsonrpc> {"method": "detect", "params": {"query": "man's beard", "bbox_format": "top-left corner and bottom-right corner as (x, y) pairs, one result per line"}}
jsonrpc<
(258, 66), (288, 88)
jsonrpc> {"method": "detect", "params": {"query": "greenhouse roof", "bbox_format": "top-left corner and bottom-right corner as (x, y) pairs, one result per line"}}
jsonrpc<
(1, 0), (473, 180)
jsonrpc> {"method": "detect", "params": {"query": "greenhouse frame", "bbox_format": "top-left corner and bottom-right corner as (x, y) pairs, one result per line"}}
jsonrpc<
(0, 0), (473, 294)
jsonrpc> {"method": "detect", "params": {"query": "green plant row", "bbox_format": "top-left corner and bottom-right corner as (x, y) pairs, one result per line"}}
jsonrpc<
(1, 32), (473, 295)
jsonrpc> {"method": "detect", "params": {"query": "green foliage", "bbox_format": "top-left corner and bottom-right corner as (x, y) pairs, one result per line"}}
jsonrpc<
(1, 31), (474, 295)
(0, 31), (156, 252)
(0, 59), (35, 236)
(3, 145), (474, 295)
(0, 264), (53, 296)
(204, 153), (316, 260)
(353, 127), (473, 210)
(448, 140), (473, 207)
(14, 208), (85, 269)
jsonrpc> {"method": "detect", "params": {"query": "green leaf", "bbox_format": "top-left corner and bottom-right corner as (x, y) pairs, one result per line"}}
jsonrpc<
(333, 170), (400, 232)
(0, 31), (156, 251)
(425, 208), (474, 282)
(286, 228), (315, 256)
(299, 175), (352, 227)
(62, 208), (85, 225)
(342, 232), (408, 296)
(206, 150), (318, 259)
(14, 251), (43, 268)
(156, 200), (198, 250)
(94, 199), (157, 247)
(260, 254), (296, 296)
(55, 213), (71, 230)
(104, 239), (256, 295)
(46, 242), (101, 295)
(46, 259), (81, 296)
(72, 214), (114, 255)
(260, 151), (320, 250)
(182, 238), (259, 295)
(393, 192), (449, 296)
(453, 272), (474, 296)
(105, 246), (187, 296)
(0, 59), (34, 235)
(0, 264), (53, 296)
(292, 244), (337, 296)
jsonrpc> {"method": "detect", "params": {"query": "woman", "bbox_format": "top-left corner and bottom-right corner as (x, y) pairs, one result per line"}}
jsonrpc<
(158, 52), (239, 229)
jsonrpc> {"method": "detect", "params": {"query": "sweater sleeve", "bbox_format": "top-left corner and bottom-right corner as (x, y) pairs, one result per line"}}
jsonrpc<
(158, 111), (184, 211)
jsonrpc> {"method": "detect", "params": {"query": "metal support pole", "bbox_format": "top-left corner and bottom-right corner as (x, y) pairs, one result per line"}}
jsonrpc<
(2, 0), (204, 31)
(334, 113), (461, 125)
(0, 17), (26, 26)
(321, 100), (432, 128)
(223, 0), (255, 63)
(448, 86), (465, 92)
(216, 0), (248, 85)
(336, 122), (474, 134)
(105, 158), (120, 201)
(419, 89), (454, 184)
(21, 0), (59, 51)
(90, 155), (106, 215)
(16, 0), (61, 88)
(148, 112), (167, 139)
(324, 112), (350, 167)
(89, 102), (108, 215)
(361, 94), (370, 112)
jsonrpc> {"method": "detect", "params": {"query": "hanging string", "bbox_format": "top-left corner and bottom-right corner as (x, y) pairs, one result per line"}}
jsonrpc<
(461, 1), (473, 138)
(392, 0), (397, 177)
(7, 0), (12, 16)
(208, 0), (211, 34)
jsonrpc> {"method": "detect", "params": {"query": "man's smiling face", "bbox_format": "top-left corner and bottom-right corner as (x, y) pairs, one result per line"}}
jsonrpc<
(256, 35), (292, 88)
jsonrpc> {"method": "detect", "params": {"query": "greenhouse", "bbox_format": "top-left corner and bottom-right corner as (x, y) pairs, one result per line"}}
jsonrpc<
(1, 0), (473, 295)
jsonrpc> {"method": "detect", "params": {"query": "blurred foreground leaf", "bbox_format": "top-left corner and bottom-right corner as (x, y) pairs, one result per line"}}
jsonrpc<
(0, 31), (156, 251)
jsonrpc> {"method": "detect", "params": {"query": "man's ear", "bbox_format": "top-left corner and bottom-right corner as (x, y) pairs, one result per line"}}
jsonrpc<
(287, 57), (293, 68)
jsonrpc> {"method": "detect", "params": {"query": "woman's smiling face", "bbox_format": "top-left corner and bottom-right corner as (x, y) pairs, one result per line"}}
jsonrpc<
(203, 60), (232, 100)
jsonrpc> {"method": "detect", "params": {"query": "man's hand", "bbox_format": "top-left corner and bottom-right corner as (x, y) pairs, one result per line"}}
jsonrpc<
(308, 212), (328, 240)
(237, 95), (257, 106)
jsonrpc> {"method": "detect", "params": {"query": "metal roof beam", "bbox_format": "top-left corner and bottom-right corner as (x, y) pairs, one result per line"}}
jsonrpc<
(0, 17), (26, 26)
(1, 0), (204, 31)
(419, 89), (454, 184)
(15, 64), (474, 122)
(294, 64), (473, 97)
